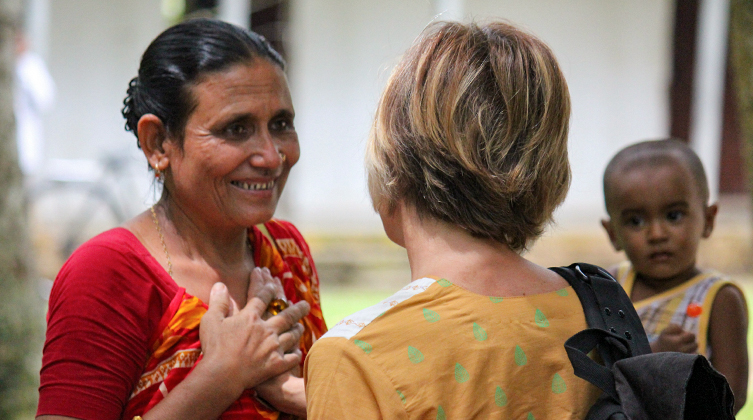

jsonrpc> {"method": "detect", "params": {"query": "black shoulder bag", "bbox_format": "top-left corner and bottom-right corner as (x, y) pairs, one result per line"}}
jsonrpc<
(550, 263), (735, 420)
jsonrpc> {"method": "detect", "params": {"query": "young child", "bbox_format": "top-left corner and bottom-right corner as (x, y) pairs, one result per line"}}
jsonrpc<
(601, 138), (748, 413)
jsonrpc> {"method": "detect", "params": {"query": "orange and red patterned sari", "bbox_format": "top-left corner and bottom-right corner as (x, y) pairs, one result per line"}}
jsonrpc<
(123, 220), (326, 419)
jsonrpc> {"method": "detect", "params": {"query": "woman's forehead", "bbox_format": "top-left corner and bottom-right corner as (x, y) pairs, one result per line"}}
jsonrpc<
(193, 60), (288, 94)
(187, 61), (292, 116)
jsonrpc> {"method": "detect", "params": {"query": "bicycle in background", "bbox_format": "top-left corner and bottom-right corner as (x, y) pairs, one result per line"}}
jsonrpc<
(27, 151), (153, 282)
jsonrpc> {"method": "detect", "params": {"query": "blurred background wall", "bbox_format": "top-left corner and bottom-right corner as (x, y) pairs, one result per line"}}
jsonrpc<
(9, 1), (753, 415)
(19, 0), (749, 286)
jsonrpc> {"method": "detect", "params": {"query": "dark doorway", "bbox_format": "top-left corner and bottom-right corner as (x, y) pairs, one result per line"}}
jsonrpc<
(669, 0), (746, 193)
(251, 0), (290, 60)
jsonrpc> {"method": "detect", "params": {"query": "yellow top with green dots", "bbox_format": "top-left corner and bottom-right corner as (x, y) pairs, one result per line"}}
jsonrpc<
(305, 277), (600, 420)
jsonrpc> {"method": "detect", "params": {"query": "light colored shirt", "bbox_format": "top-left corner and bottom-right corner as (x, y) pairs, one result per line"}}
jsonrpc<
(616, 262), (742, 357)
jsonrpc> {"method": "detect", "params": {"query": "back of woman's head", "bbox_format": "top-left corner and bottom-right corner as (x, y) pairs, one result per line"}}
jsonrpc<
(366, 21), (571, 251)
(122, 18), (285, 143)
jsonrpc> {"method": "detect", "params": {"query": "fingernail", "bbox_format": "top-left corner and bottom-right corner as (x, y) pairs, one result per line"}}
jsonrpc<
(262, 267), (271, 274)
(210, 282), (225, 297)
(253, 267), (262, 274)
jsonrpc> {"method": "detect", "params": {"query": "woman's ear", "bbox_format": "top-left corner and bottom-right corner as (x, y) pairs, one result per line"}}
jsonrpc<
(137, 114), (169, 171)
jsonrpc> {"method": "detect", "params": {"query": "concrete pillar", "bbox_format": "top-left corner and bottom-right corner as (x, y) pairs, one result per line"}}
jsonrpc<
(690, 0), (730, 201)
(24, 0), (50, 58)
(218, 0), (251, 30)
(433, 0), (464, 21)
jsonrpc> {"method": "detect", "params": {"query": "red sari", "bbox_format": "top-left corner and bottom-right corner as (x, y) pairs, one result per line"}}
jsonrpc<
(38, 219), (326, 419)
(125, 220), (326, 419)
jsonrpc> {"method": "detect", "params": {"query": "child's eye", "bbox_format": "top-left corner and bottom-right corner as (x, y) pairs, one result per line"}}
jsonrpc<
(666, 210), (685, 222)
(624, 215), (645, 228)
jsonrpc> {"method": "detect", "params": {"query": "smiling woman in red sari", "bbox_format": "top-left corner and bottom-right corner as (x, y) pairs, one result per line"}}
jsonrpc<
(37, 18), (326, 420)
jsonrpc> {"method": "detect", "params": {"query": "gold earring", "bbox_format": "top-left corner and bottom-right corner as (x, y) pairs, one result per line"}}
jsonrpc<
(154, 163), (168, 179)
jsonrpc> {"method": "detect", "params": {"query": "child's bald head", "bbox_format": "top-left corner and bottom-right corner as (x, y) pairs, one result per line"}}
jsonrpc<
(603, 139), (709, 216)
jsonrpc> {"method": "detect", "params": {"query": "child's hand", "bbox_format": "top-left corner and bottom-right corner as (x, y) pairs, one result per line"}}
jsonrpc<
(651, 323), (698, 353)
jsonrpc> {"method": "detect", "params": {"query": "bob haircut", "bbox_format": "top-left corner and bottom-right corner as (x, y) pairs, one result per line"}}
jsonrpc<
(122, 18), (285, 145)
(366, 21), (571, 251)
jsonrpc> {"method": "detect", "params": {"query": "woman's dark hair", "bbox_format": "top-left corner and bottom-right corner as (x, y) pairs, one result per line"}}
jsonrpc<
(122, 18), (285, 144)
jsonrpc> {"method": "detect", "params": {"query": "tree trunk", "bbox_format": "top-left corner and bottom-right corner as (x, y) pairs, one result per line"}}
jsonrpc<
(0, 0), (44, 417)
(730, 1), (753, 198)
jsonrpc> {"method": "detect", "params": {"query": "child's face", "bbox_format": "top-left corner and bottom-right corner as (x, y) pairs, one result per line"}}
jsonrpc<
(601, 160), (717, 283)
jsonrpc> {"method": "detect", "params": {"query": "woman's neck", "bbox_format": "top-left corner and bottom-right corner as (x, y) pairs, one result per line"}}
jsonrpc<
(158, 198), (250, 266)
(128, 197), (256, 306)
(396, 204), (566, 297)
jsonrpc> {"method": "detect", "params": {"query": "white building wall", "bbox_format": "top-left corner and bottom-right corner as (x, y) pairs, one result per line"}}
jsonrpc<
(43, 0), (166, 202)
(35, 1), (677, 234)
(284, 0), (436, 232)
(285, 0), (675, 233)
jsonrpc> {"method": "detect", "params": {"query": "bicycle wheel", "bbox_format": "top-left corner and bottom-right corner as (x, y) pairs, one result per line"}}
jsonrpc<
(28, 181), (124, 280)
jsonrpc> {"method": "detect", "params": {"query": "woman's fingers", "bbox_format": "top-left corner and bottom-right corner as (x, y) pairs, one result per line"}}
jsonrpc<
(200, 282), (235, 352)
(199, 276), (309, 391)
(279, 351), (303, 369)
(247, 267), (286, 305)
(278, 323), (305, 354)
(205, 282), (232, 321)
(261, 267), (286, 300)
(267, 301), (310, 334)
(247, 267), (265, 304)
(245, 283), (279, 315)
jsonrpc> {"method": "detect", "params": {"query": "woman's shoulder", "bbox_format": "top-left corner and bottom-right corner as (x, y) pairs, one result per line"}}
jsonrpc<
(59, 228), (154, 278)
(263, 219), (307, 243)
(259, 218), (315, 261)
(40, 227), (177, 419)
(53, 227), (176, 301)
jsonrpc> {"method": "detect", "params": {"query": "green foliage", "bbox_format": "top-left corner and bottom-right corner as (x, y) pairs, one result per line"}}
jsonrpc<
(730, 0), (753, 196)
(0, 0), (44, 416)
(0, 280), (43, 419)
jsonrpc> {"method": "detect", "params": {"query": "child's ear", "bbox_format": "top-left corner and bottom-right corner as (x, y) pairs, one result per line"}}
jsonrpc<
(601, 218), (622, 251)
(702, 203), (718, 238)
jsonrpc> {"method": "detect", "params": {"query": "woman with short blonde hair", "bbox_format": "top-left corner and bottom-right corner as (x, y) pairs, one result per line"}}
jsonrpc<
(306, 21), (599, 419)
(367, 20), (571, 251)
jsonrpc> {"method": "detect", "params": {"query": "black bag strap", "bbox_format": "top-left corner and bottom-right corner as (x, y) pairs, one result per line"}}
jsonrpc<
(551, 263), (651, 420)
(563, 328), (623, 399)
(550, 263), (651, 359)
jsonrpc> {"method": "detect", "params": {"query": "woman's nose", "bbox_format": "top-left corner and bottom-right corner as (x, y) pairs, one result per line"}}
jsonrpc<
(249, 131), (284, 171)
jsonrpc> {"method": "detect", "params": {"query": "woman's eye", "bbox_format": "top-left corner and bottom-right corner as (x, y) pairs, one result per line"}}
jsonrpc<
(271, 119), (294, 132)
(667, 210), (684, 222)
(223, 123), (249, 139)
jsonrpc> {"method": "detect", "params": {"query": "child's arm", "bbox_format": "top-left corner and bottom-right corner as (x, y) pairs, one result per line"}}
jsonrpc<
(708, 285), (748, 414)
